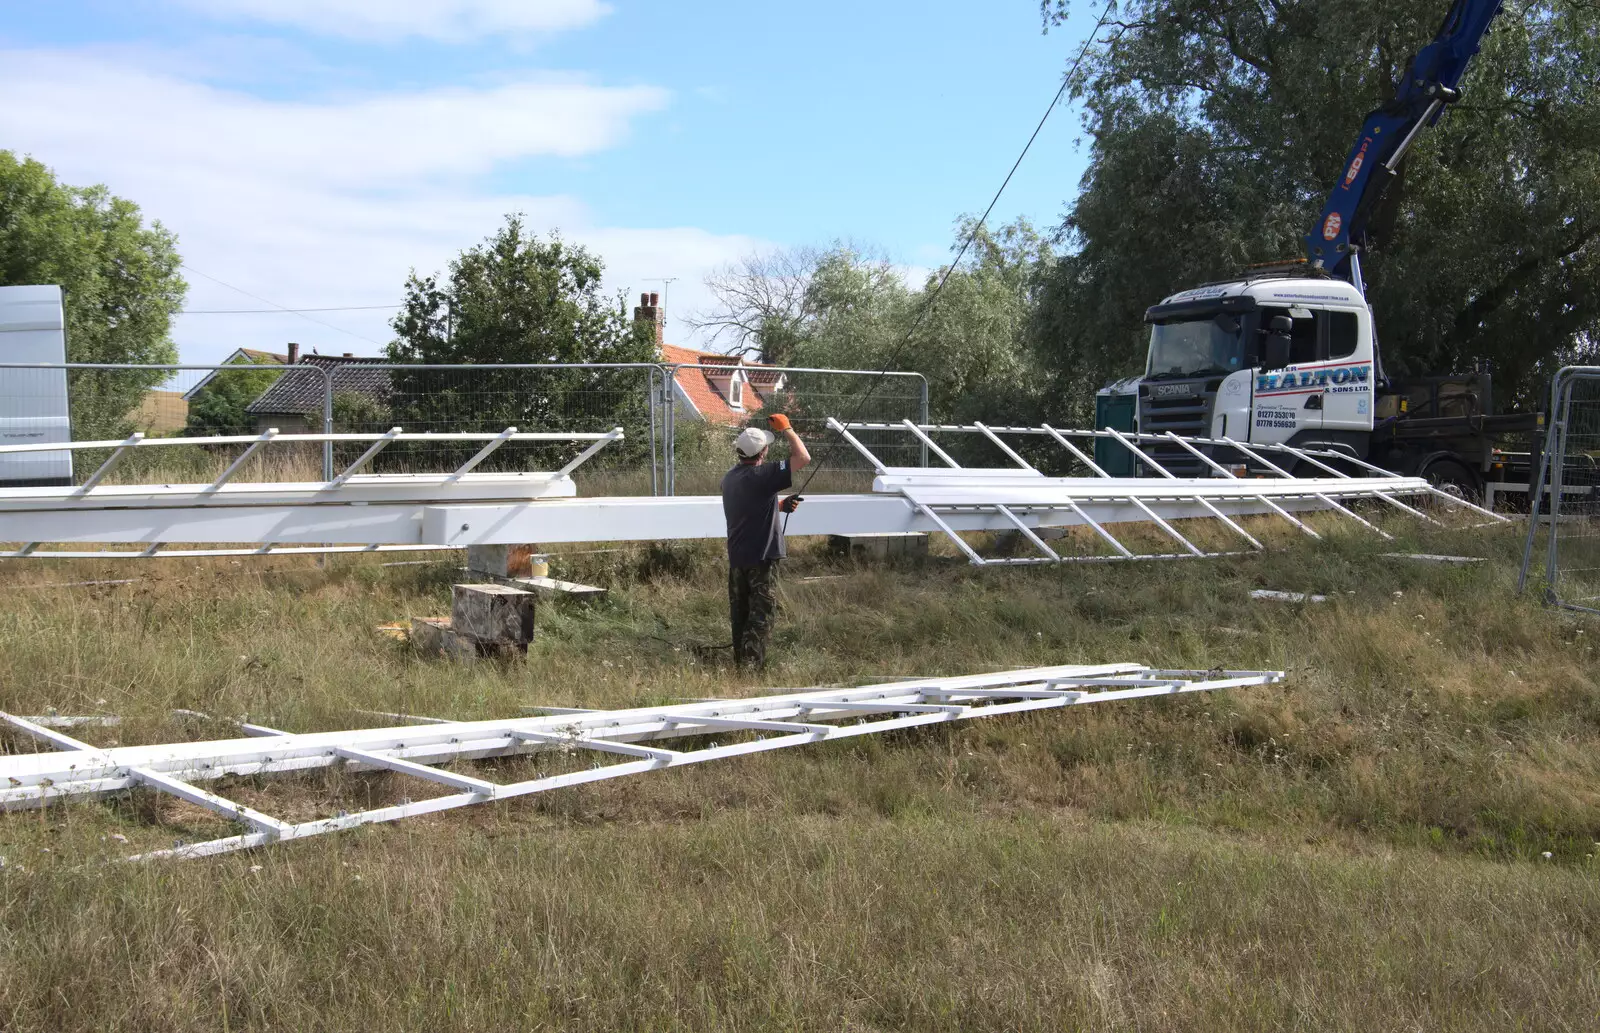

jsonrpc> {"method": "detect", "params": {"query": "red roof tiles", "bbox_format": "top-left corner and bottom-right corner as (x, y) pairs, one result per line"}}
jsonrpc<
(660, 344), (785, 425)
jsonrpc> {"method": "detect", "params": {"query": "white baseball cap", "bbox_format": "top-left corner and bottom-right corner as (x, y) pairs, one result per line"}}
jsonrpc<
(734, 427), (774, 457)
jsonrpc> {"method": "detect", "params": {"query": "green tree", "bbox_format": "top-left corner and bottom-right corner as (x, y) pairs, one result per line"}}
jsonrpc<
(385, 215), (657, 467)
(0, 151), (187, 438)
(183, 359), (283, 436)
(388, 214), (655, 369)
(787, 244), (913, 371)
(331, 390), (392, 431)
(901, 219), (1052, 424)
(799, 229), (1052, 422)
(1036, 0), (1600, 410)
(696, 227), (1049, 427)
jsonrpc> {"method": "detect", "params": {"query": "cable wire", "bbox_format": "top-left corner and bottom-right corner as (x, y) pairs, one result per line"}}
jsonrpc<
(179, 264), (386, 347)
(180, 304), (401, 315)
(788, 0), (1117, 500)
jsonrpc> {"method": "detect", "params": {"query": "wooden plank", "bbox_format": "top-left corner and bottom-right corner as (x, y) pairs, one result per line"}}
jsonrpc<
(506, 575), (606, 604)
(1378, 553), (1485, 564)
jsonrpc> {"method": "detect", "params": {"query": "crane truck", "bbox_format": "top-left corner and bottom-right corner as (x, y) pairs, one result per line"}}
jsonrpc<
(1112, 0), (1545, 504)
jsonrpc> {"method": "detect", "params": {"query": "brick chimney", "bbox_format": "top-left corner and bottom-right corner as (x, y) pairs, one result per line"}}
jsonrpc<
(632, 291), (665, 348)
(287, 342), (299, 364)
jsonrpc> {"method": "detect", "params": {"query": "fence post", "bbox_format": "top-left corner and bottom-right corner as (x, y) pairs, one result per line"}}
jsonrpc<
(1543, 374), (1576, 598)
(1520, 368), (1566, 593)
(321, 365), (334, 481)
(647, 365), (659, 496)
(919, 374), (931, 468)
(665, 364), (678, 496)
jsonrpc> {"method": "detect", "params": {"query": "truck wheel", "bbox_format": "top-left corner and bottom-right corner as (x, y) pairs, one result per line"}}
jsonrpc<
(1422, 459), (1481, 504)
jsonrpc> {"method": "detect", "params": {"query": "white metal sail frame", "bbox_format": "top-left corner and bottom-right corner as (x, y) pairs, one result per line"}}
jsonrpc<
(0, 422), (1504, 558)
(0, 663), (1282, 860)
(827, 419), (1507, 565)
(0, 426), (624, 558)
(0, 426), (622, 506)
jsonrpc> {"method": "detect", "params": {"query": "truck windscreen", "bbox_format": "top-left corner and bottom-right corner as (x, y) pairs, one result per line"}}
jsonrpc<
(1146, 316), (1246, 379)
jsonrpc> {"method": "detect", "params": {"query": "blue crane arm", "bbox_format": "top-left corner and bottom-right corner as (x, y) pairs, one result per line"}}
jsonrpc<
(1306, 0), (1505, 280)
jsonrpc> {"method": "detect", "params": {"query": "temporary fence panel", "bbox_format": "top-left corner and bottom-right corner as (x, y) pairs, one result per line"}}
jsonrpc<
(658, 364), (928, 496)
(1519, 366), (1600, 611)
(1, 360), (931, 503)
(318, 362), (665, 495)
(313, 362), (927, 497)
(0, 362), (334, 484)
(0, 663), (1284, 859)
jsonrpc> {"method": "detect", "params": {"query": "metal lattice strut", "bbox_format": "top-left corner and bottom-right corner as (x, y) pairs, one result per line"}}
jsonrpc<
(832, 420), (1506, 565)
(0, 664), (1281, 860)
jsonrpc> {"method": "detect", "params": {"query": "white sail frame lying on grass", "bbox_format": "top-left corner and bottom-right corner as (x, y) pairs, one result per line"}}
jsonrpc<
(0, 664), (1281, 860)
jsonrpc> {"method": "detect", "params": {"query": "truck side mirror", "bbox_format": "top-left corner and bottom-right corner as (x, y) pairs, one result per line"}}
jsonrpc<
(1263, 315), (1293, 370)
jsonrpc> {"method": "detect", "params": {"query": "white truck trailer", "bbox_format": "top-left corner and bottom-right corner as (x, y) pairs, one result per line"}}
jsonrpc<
(0, 285), (73, 487)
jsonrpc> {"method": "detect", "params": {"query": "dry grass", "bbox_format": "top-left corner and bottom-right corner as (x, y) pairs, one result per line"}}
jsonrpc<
(2, 513), (1599, 1030)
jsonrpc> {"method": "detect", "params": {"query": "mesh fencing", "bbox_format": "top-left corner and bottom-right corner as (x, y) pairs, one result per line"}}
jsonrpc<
(665, 366), (928, 496)
(312, 362), (926, 495)
(0, 363), (330, 488)
(322, 363), (664, 494)
(0, 361), (926, 496)
(1522, 367), (1600, 611)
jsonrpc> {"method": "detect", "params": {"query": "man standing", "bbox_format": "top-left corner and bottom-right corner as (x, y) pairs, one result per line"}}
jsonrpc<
(721, 413), (810, 670)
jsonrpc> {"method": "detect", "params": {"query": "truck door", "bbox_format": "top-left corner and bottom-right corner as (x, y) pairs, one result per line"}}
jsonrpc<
(1317, 309), (1372, 435)
(1250, 306), (1323, 446)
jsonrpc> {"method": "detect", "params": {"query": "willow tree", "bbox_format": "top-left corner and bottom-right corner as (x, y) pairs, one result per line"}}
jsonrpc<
(1034, 1), (1600, 411)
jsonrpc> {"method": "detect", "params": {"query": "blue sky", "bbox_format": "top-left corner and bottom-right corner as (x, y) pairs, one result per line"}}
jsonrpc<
(1, 1), (1098, 362)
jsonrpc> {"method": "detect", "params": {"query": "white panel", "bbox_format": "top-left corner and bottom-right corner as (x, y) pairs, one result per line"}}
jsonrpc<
(0, 504), (426, 544)
(0, 472), (576, 510)
(417, 494), (1337, 546)
(0, 285), (71, 484)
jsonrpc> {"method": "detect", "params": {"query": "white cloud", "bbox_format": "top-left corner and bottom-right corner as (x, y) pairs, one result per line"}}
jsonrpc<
(0, 50), (757, 363)
(168, 0), (611, 42)
(2, 52), (666, 188)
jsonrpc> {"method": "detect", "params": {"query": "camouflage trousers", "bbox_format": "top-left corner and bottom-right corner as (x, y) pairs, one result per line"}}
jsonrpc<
(728, 561), (779, 670)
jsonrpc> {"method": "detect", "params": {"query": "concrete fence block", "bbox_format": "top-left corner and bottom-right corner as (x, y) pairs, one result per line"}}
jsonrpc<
(827, 532), (930, 562)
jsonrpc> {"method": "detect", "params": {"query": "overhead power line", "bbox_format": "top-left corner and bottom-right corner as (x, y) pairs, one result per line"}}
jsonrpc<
(180, 304), (401, 315)
(792, 0), (1118, 498)
(178, 264), (385, 347)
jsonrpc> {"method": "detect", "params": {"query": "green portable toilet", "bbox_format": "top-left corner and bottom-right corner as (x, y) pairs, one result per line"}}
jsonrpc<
(1094, 377), (1140, 477)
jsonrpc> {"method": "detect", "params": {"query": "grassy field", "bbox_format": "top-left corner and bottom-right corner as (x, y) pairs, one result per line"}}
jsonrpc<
(2, 512), (1598, 1030)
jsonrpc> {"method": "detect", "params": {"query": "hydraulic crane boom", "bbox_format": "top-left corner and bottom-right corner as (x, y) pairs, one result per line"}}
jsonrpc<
(1306, 0), (1505, 286)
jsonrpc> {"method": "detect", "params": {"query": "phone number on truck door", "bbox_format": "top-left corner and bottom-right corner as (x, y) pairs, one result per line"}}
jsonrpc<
(1254, 408), (1297, 430)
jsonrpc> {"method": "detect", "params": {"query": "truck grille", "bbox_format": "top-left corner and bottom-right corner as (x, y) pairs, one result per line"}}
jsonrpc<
(1137, 382), (1217, 477)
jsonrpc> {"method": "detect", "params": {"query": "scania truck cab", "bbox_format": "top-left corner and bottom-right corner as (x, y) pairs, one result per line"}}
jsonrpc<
(1139, 274), (1375, 474)
(1133, 268), (1543, 498)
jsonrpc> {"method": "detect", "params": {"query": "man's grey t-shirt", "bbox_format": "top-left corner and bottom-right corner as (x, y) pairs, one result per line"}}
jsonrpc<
(721, 459), (791, 566)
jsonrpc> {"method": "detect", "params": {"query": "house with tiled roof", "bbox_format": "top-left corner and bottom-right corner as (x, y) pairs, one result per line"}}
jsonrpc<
(636, 293), (786, 426)
(245, 353), (391, 432)
(181, 347), (289, 400)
